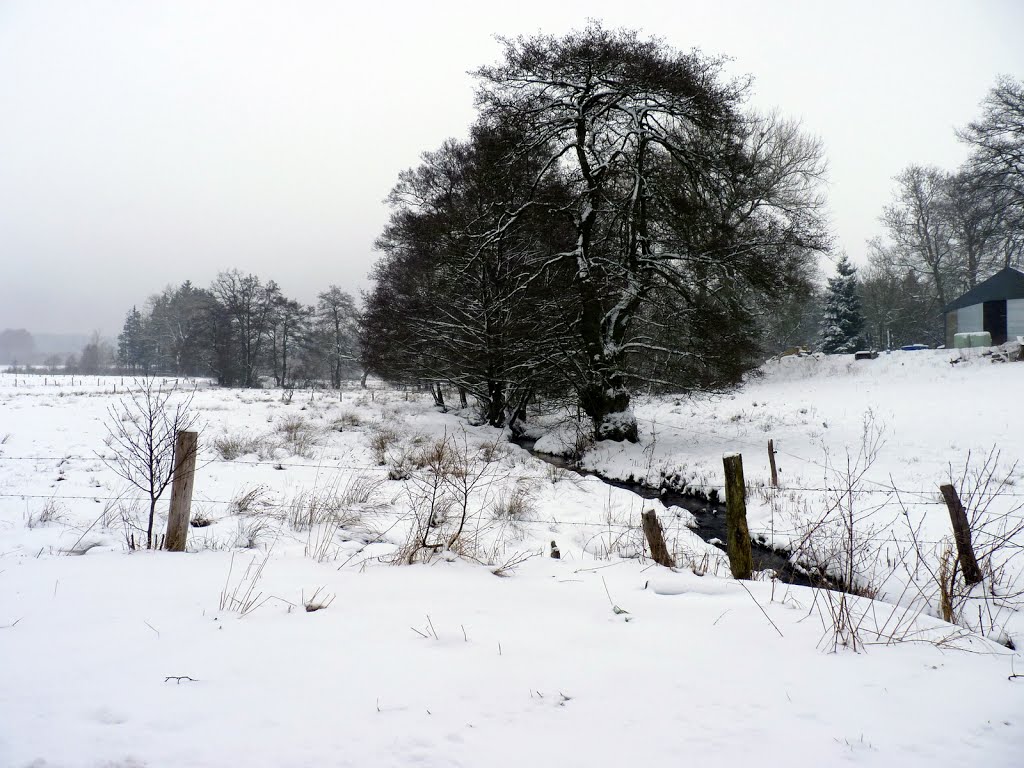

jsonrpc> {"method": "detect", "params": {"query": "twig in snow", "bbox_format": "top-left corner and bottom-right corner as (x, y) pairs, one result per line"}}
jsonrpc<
(602, 576), (629, 615)
(573, 561), (628, 574)
(63, 504), (108, 556)
(735, 580), (784, 638)
(144, 620), (160, 638)
(164, 676), (198, 684)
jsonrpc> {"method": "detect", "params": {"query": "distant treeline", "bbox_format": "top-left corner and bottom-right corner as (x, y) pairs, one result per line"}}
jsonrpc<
(114, 270), (361, 387)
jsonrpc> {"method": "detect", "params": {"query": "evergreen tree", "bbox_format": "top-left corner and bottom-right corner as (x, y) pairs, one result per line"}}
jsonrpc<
(117, 306), (149, 372)
(819, 255), (866, 353)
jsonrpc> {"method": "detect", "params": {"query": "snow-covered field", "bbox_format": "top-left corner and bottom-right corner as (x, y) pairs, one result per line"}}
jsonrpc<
(1, 353), (1023, 767)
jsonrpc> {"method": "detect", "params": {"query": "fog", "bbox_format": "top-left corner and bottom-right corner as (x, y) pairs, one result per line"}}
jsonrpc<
(1, 0), (1021, 336)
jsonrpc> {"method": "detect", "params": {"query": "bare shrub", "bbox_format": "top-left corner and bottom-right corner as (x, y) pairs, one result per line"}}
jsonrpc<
(233, 516), (273, 549)
(305, 515), (352, 563)
(897, 446), (1024, 646)
(287, 484), (363, 532)
(212, 432), (262, 460)
(219, 549), (286, 616)
(367, 422), (402, 465)
(790, 411), (890, 596)
(492, 483), (537, 522)
(100, 496), (145, 549)
(384, 441), (419, 481)
(584, 503), (646, 560)
(339, 473), (384, 506)
(275, 415), (322, 458)
(277, 414), (307, 440)
(330, 410), (363, 431)
(772, 411), (892, 652)
(229, 485), (276, 517)
(102, 376), (199, 549)
(392, 431), (507, 565)
(25, 499), (66, 528)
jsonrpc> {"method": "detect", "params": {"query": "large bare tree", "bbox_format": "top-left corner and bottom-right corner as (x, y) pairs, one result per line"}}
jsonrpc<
(472, 24), (827, 440)
(958, 76), (1024, 218)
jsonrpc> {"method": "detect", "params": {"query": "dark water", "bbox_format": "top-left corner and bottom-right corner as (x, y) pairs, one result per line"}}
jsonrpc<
(514, 437), (822, 587)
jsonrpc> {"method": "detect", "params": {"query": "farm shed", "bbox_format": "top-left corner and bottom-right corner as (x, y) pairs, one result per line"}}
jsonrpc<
(944, 266), (1024, 347)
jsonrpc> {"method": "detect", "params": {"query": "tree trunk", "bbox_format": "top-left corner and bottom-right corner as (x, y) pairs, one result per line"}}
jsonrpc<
(486, 379), (505, 427)
(147, 497), (158, 550)
(579, 374), (638, 442)
(431, 384), (445, 410)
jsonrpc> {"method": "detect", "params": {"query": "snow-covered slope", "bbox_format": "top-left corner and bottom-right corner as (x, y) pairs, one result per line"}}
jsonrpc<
(582, 349), (1024, 544)
(1, 366), (1022, 766)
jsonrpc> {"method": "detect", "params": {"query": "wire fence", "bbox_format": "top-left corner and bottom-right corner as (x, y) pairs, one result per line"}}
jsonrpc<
(4, 450), (1024, 501)
(2, 384), (1022, 552)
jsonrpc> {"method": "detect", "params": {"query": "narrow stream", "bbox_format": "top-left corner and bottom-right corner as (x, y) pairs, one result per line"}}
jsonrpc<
(514, 437), (822, 587)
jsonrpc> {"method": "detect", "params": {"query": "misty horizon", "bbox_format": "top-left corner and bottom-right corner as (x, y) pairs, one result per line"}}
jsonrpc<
(2, 1), (1023, 337)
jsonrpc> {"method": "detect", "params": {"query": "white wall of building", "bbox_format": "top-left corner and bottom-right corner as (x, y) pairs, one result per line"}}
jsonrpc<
(1008, 298), (1024, 339)
(957, 303), (984, 333)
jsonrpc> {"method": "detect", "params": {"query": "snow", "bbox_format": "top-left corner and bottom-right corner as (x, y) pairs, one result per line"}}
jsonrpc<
(582, 348), (1020, 500)
(580, 348), (1024, 637)
(1, 367), (1023, 766)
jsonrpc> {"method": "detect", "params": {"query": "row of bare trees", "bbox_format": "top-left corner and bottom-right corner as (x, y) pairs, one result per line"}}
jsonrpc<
(117, 271), (360, 388)
(864, 76), (1024, 346)
(361, 24), (829, 441)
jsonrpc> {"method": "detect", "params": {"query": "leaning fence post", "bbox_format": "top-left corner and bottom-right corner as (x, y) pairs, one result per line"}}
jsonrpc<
(939, 483), (983, 585)
(723, 453), (753, 579)
(641, 509), (675, 568)
(165, 430), (199, 552)
(768, 439), (779, 488)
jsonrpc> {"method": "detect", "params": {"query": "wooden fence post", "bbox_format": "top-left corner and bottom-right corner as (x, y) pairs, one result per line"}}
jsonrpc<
(723, 453), (753, 579)
(939, 483), (983, 585)
(768, 439), (778, 488)
(641, 509), (674, 568)
(165, 430), (199, 552)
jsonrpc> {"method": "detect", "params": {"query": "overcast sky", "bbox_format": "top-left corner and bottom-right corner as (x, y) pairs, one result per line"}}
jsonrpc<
(1, 0), (1021, 336)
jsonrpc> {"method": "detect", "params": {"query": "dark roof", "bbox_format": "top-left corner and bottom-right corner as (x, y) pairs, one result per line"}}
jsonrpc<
(944, 267), (1024, 313)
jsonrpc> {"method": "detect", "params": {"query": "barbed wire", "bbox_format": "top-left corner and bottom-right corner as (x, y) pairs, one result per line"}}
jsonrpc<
(0, 491), (963, 549)
(3, 450), (1024, 500)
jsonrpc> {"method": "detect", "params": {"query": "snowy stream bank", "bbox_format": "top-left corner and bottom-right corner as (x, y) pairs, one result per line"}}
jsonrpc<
(513, 437), (819, 586)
